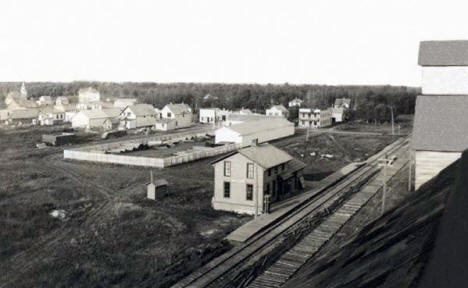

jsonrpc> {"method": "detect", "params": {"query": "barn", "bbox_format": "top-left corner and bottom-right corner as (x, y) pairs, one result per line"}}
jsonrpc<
(413, 40), (468, 189)
(215, 118), (294, 147)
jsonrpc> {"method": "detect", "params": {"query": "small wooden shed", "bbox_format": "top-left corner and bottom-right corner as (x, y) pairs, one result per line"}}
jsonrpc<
(147, 171), (168, 200)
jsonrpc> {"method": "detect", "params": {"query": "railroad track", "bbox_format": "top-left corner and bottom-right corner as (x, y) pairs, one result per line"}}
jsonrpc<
(172, 136), (410, 288)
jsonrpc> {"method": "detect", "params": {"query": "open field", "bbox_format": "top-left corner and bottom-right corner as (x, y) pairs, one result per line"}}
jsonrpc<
(0, 122), (408, 287)
(273, 130), (398, 182)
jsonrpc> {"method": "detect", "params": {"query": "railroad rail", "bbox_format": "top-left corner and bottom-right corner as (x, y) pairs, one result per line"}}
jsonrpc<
(172, 136), (410, 288)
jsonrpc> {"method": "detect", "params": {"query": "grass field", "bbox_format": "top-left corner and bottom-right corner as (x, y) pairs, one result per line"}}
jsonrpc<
(0, 121), (409, 287)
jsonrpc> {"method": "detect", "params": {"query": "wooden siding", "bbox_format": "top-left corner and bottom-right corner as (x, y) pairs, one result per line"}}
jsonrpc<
(415, 151), (461, 189)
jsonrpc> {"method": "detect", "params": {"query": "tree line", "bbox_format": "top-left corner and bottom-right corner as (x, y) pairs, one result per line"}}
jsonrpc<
(0, 81), (419, 123)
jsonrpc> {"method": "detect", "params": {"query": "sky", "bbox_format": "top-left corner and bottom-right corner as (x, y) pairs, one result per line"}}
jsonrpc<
(1, 0), (468, 86)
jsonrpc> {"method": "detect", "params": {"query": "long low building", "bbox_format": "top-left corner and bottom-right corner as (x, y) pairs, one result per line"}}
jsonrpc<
(215, 117), (294, 147)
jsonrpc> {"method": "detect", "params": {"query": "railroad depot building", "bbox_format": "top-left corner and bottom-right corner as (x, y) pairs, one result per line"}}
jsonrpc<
(298, 108), (332, 128)
(211, 142), (306, 215)
(215, 117), (295, 147)
(413, 40), (468, 189)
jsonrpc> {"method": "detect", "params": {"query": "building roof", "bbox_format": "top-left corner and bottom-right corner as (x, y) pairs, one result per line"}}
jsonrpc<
(125, 104), (155, 116)
(289, 98), (303, 103)
(279, 158), (307, 180)
(268, 105), (289, 113)
(226, 117), (293, 136)
(102, 108), (122, 118)
(334, 98), (351, 107)
(238, 143), (294, 169)
(227, 113), (271, 122)
(283, 154), (459, 288)
(78, 87), (99, 94)
(77, 109), (109, 119)
(149, 179), (169, 187)
(165, 103), (191, 114)
(212, 143), (294, 169)
(413, 95), (468, 152)
(9, 109), (39, 119)
(418, 40), (468, 66)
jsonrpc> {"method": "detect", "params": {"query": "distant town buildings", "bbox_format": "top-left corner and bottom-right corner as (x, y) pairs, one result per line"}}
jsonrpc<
(199, 108), (231, 124)
(211, 141), (305, 215)
(288, 97), (304, 108)
(298, 108), (332, 128)
(413, 40), (468, 189)
(266, 105), (289, 118)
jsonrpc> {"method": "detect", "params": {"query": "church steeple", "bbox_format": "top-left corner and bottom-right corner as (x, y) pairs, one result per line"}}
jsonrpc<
(20, 82), (27, 98)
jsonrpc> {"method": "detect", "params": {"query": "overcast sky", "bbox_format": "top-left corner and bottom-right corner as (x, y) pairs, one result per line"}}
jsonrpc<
(1, 0), (467, 86)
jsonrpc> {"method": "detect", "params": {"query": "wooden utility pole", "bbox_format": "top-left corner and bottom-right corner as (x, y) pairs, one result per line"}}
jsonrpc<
(390, 106), (395, 136)
(254, 162), (259, 219)
(408, 146), (412, 192)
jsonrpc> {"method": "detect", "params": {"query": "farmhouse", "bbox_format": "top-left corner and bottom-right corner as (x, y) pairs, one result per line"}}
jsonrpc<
(120, 104), (157, 129)
(215, 117), (294, 147)
(413, 40), (468, 189)
(298, 108), (332, 128)
(288, 97), (303, 107)
(199, 108), (231, 124)
(161, 103), (192, 129)
(71, 109), (120, 130)
(211, 142), (305, 215)
(266, 105), (289, 118)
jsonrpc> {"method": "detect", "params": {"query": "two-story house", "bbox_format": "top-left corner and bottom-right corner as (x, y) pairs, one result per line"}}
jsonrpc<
(298, 108), (332, 128)
(199, 108), (231, 124)
(120, 104), (157, 129)
(211, 141), (305, 215)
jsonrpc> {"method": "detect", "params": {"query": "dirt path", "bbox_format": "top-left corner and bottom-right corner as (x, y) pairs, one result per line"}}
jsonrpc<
(326, 134), (352, 162)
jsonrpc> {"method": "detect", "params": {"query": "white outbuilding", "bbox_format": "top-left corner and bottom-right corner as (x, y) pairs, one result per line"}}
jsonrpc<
(215, 117), (294, 147)
(266, 105), (289, 118)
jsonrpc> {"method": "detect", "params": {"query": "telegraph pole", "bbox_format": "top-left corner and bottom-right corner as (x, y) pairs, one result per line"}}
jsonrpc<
(390, 106), (395, 136)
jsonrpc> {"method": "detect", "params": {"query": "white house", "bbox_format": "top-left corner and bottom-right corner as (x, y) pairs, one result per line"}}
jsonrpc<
(266, 105), (289, 118)
(199, 108), (231, 124)
(215, 117), (294, 147)
(38, 107), (65, 126)
(71, 109), (120, 130)
(78, 87), (100, 104)
(161, 103), (192, 129)
(55, 96), (70, 106)
(298, 108), (332, 128)
(288, 98), (304, 108)
(37, 96), (54, 106)
(114, 98), (138, 108)
(413, 40), (468, 189)
(211, 142), (305, 215)
(120, 104), (157, 129)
